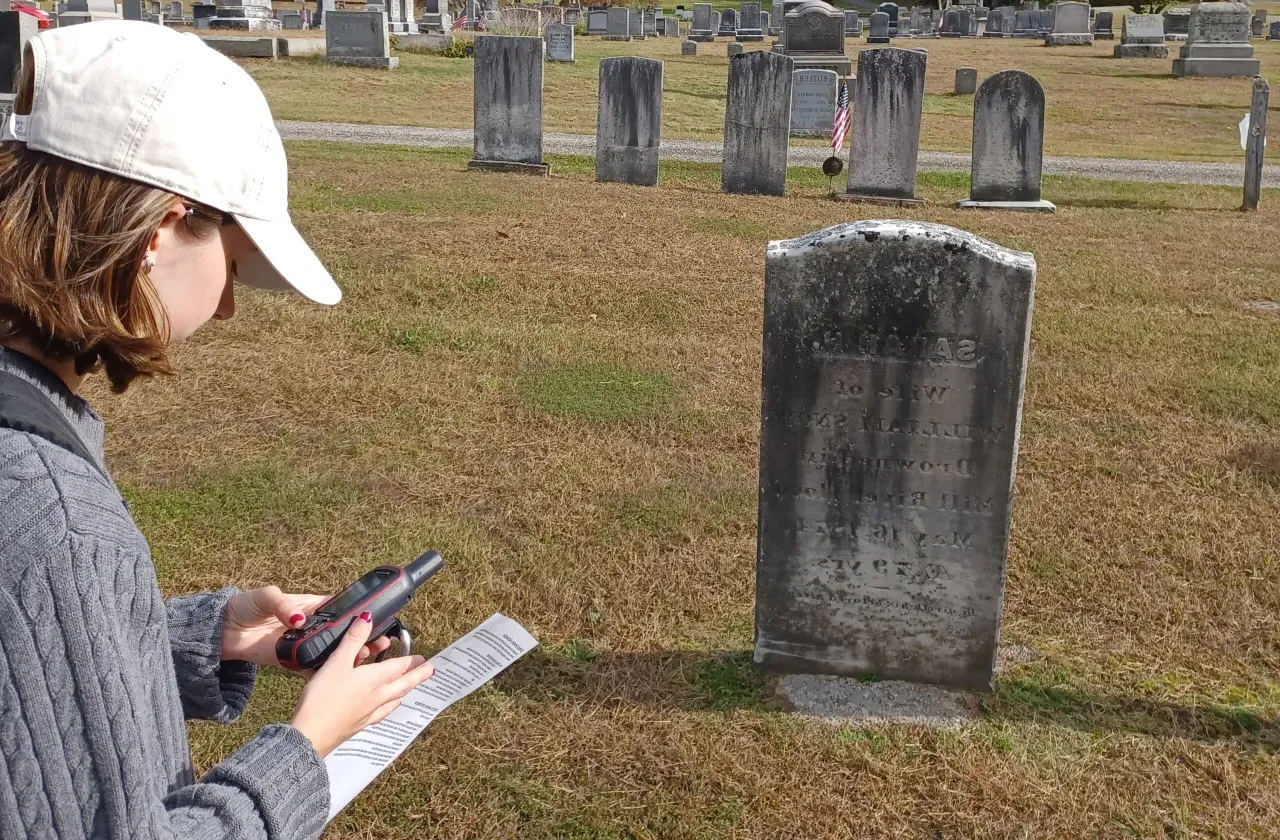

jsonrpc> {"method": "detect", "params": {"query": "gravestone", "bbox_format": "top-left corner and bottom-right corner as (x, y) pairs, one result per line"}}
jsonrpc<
(983, 7), (1007, 36)
(281, 11), (302, 27)
(1270, 20), (1280, 40)
(868, 10), (890, 42)
(966, 7), (978, 34)
(122, 0), (142, 18)
(720, 6), (738, 36)
(909, 6), (921, 34)
(940, 7), (962, 36)
(564, 6), (581, 26)
(596, 57), (663, 187)
(1164, 7), (1190, 39)
(666, 17), (681, 36)
(1173, 2), (1258, 77)
(192, 2), (216, 20)
(60, 0), (121, 24)
(545, 22), (574, 62)
(1251, 7), (1266, 37)
(469, 36), (548, 175)
(958, 70), (1054, 211)
(167, 1), (181, 18)
(761, 11), (771, 33)
(1092, 10), (1113, 38)
(386, 0), (416, 34)
(876, 1), (898, 34)
(690, 1), (714, 40)
(729, 41), (744, 55)
(1044, 0), (1090, 44)
(1036, 8), (1053, 33)
(842, 47), (925, 205)
(789, 68), (838, 136)
(317, 0), (335, 28)
(738, 1), (764, 40)
(644, 7), (658, 37)
(755, 219), (1036, 692)
(1012, 8), (1037, 36)
(682, 38), (696, 53)
(321, 11), (396, 66)
(586, 7), (608, 33)
(771, 0), (784, 34)
(722, 50), (794, 196)
(954, 66), (976, 94)
(210, 0), (278, 29)
(604, 6), (630, 40)
(919, 10), (935, 36)
(0, 11), (35, 96)
(1114, 12), (1167, 57)
(629, 7), (646, 39)
(843, 9), (859, 35)
(780, 0), (850, 74)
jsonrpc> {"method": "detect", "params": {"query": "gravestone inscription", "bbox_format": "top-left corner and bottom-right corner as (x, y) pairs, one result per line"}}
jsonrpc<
(545, 22), (574, 61)
(1114, 12), (1167, 56)
(789, 68), (838, 136)
(321, 11), (397, 67)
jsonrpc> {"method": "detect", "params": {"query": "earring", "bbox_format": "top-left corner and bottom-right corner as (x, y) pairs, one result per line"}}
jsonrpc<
(143, 255), (156, 273)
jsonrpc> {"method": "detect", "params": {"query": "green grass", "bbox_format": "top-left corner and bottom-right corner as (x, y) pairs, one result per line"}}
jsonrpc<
(517, 362), (675, 423)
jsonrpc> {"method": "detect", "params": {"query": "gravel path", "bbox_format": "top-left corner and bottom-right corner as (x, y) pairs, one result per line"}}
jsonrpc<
(279, 120), (1280, 188)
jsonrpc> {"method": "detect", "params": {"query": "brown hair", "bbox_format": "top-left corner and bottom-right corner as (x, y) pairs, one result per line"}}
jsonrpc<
(0, 50), (223, 392)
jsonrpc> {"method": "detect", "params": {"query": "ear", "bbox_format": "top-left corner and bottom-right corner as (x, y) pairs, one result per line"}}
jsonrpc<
(147, 204), (190, 264)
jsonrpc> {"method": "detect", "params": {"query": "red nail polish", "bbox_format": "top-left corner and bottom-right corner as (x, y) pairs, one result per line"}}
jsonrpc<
(360, 611), (372, 623)
(290, 613), (305, 626)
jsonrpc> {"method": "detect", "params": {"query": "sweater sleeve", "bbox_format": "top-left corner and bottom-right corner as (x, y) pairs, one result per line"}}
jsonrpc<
(166, 588), (258, 722)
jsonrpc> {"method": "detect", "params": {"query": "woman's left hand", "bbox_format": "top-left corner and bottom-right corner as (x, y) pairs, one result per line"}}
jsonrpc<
(221, 587), (392, 670)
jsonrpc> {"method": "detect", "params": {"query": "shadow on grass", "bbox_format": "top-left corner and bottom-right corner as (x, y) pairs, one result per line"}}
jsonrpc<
(496, 649), (1280, 748)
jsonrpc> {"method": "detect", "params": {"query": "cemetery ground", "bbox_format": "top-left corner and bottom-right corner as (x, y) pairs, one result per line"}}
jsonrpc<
(243, 33), (1280, 162)
(102, 140), (1280, 837)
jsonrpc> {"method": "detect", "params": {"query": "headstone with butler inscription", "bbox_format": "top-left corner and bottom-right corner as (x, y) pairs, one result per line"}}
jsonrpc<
(789, 68), (837, 136)
(755, 219), (1036, 692)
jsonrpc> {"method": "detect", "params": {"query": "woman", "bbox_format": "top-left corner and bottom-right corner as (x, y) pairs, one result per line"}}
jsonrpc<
(0, 21), (436, 840)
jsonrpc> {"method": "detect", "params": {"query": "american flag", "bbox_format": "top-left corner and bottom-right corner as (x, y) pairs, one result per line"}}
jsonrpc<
(451, 12), (468, 29)
(830, 81), (850, 153)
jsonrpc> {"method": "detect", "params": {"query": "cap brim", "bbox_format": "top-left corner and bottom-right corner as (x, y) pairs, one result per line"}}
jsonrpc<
(232, 214), (342, 306)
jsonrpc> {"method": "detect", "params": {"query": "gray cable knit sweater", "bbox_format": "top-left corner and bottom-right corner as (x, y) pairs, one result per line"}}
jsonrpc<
(0, 347), (329, 840)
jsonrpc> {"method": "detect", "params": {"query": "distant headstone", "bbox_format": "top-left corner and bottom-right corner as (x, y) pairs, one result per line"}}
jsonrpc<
(780, 0), (850, 75)
(1012, 8), (1036, 36)
(940, 7), (962, 36)
(954, 66), (976, 94)
(755, 218), (1036, 692)
(386, 0), (416, 34)
(321, 11), (397, 67)
(722, 51), (794, 196)
(60, 0), (122, 24)
(629, 7), (645, 39)
(682, 38), (696, 53)
(545, 22), (574, 61)
(643, 7), (658, 37)
(789, 68), (838, 136)
(1044, 0), (1091, 44)
(604, 6), (630, 40)
(1092, 10), (1113, 38)
(719, 6), (738, 35)
(595, 56), (663, 187)
(958, 70), (1054, 211)
(168, 2), (182, 19)
(843, 9), (858, 35)
(210, 0), (278, 30)
(1173, 2), (1257, 77)
(1036, 8), (1053, 32)
(122, 0), (142, 19)
(868, 10), (890, 42)
(983, 7), (1007, 35)
(0, 11), (36, 95)
(192, 2), (216, 19)
(842, 47), (925, 204)
(690, 1), (714, 40)
(1163, 7), (1190, 39)
(876, 0), (898, 34)
(586, 7), (607, 33)
(738, 0), (764, 40)
(908, 6), (921, 33)
(1114, 12), (1167, 57)
(761, 11), (770, 33)
(771, 0), (783, 35)
(1250, 7), (1266, 37)
(469, 35), (548, 175)
(728, 41), (744, 54)
(1269, 20), (1280, 40)
(281, 11), (302, 27)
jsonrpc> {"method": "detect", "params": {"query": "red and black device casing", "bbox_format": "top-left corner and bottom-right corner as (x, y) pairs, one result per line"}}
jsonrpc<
(276, 550), (443, 671)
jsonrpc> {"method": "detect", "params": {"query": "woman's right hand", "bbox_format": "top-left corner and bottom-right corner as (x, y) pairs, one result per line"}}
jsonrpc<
(289, 611), (437, 758)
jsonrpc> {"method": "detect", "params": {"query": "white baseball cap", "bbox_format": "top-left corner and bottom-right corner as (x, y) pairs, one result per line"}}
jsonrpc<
(2, 20), (341, 305)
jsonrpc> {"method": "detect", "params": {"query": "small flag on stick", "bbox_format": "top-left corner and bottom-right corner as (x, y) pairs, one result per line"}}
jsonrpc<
(830, 80), (850, 153)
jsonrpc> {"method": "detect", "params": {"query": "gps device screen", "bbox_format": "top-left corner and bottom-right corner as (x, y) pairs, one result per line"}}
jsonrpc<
(318, 571), (384, 617)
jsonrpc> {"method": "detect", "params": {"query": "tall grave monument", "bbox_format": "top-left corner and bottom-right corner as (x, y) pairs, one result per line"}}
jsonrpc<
(841, 47), (925, 205)
(775, 0), (850, 74)
(689, 2), (715, 40)
(469, 36), (548, 175)
(595, 57), (663, 187)
(738, 1), (765, 41)
(722, 51), (794, 196)
(1172, 2), (1258, 77)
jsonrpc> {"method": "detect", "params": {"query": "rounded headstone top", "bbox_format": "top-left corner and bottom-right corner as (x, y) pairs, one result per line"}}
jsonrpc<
(766, 220), (1036, 270)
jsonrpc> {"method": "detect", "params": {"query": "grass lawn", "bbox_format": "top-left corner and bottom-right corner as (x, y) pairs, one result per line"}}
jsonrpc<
(103, 143), (1280, 838)
(243, 33), (1280, 162)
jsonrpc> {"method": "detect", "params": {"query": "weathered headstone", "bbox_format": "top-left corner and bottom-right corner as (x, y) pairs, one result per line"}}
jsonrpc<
(586, 7), (608, 33)
(722, 51), (794, 196)
(841, 47), (925, 205)
(738, 1), (764, 40)
(321, 11), (397, 67)
(868, 10), (890, 42)
(1036, 8), (1053, 33)
(755, 218), (1036, 692)
(1242, 76), (1268, 210)
(604, 6), (631, 40)
(1270, 20), (1280, 40)
(1012, 8), (1037, 36)
(1250, 7), (1266, 38)
(60, 0), (121, 24)
(690, 1), (714, 40)
(386, 0), (417, 34)
(1173, 2), (1258, 77)
(843, 9), (859, 35)
(771, 0), (784, 35)
(469, 36), (548, 175)
(983, 7), (1007, 36)
(761, 11), (771, 34)
(728, 41), (744, 55)
(0, 11), (35, 96)
(720, 6), (738, 36)
(210, 0), (278, 29)
(940, 8), (962, 36)
(596, 57), (663, 187)
(780, 0), (850, 74)
(168, 0), (183, 17)
(122, 0), (142, 19)
(682, 38), (697, 54)
(629, 7), (646, 39)
(1092, 10), (1113, 38)
(1044, 0), (1090, 44)
(545, 22), (574, 62)
(908, 6), (922, 34)
(789, 68), (837, 136)
(876, 0), (898, 34)
(1113, 12), (1167, 57)
(643, 7), (658, 37)
(281, 11), (303, 27)
(1164, 7), (1190, 40)
(954, 66), (976, 95)
(958, 70), (1054, 211)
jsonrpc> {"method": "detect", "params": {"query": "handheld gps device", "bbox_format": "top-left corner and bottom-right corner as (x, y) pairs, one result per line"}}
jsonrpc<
(276, 550), (445, 671)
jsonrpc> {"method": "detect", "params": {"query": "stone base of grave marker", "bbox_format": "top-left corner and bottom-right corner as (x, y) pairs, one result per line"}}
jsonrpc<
(835, 193), (923, 206)
(467, 159), (550, 176)
(869, 35), (890, 42)
(1171, 53), (1260, 76)
(1113, 42), (1168, 57)
(321, 54), (398, 67)
(1094, 31), (1114, 39)
(1043, 32), (1092, 44)
(957, 198), (1056, 212)
(603, 34), (632, 41)
(737, 29), (765, 41)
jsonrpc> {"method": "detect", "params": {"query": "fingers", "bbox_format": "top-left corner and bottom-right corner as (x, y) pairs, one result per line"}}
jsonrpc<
(356, 637), (393, 665)
(326, 611), (374, 667)
(381, 657), (436, 699)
